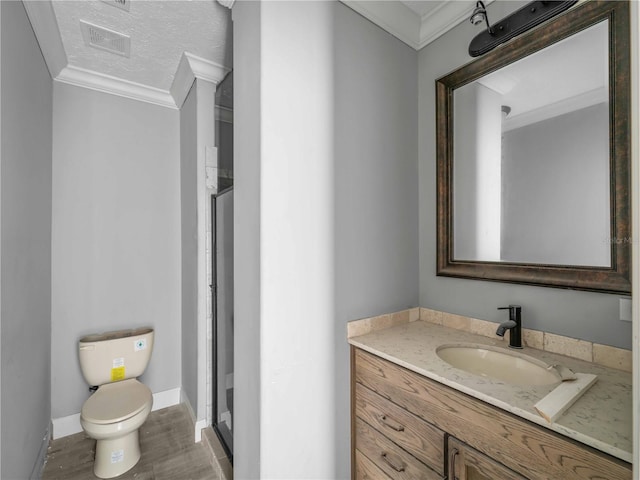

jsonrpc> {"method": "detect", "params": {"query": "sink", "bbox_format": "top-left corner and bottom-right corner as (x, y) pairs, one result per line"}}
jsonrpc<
(436, 344), (561, 386)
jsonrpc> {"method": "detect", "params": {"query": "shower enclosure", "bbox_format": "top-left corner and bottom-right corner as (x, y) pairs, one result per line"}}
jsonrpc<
(212, 189), (233, 458)
(212, 71), (233, 459)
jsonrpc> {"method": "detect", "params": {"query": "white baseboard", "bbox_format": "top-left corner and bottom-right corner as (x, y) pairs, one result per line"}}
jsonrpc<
(52, 413), (81, 440)
(152, 387), (182, 411)
(181, 390), (208, 443)
(194, 419), (208, 443)
(52, 387), (182, 439)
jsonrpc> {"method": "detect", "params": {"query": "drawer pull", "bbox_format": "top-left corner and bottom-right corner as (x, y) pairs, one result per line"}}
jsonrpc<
(379, 414), (405, 432)
(380, 451), (406, 472)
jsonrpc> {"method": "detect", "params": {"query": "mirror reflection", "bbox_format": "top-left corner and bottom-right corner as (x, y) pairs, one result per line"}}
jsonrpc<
(453, 20), (610, 267)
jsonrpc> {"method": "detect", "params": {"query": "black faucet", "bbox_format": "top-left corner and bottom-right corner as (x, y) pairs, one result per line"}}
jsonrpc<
(496, 305), (523, 349)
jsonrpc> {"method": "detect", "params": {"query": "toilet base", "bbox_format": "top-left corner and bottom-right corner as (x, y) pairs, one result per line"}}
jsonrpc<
(93, 430), (141, 479)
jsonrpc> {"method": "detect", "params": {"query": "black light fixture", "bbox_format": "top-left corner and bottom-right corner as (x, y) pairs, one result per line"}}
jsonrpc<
(468, 0), (578, 57)
(469, 1), (494, 35)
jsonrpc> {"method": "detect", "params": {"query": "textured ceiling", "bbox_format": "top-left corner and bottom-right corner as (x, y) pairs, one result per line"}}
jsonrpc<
(37, 0), (468, 105)
(51, 0), (232, 91)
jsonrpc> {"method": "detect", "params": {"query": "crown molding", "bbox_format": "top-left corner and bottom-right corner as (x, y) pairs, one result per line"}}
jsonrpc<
(24, 0), (231, 109)
(341, 1), (421, 49)
(418, 1), (487, 49)
(22, 0), (67, 78)
(340, 0), (491, 51)
(171, 52), (231, 109)
(56, 65), (177, 109)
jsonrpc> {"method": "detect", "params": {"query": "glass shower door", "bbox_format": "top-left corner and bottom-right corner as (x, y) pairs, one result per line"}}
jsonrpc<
(212, 189), (233, 459)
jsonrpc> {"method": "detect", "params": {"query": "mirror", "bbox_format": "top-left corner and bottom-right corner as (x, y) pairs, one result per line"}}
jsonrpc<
(436, 1), (630, 294)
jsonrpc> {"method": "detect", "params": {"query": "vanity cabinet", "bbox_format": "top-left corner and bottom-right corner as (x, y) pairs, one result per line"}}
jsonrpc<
(352, 347), (632, 480)
(448, 437), (525, 480)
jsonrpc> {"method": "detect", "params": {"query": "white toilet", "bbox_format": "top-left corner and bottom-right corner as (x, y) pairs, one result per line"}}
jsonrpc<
(78, 327), (154, 479)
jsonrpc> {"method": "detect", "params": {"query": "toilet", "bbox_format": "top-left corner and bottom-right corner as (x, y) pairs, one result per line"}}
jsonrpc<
(78, 328), (154, 479)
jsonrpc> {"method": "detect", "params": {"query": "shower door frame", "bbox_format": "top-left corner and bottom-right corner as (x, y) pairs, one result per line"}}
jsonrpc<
(211, 189), (234, 462)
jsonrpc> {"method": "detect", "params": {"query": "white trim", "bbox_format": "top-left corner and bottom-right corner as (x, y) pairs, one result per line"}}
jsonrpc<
(195, 80), (216, 438)
(151, 387), (182, 411)
(502, 88), (607, 133)
(341, 0), (421, 49)
(340, 0), (492, 51)
(181, 389), (207, 443)
(217, 0), (235, 9)
(418, 1), (490, 50)
(171, 52), (231, 109)
(24, 1), (231, 109)
(55, 65), (177, 109)
(51, 413), (81, 440)
(185, 53), (230, 85)
(22, 0), (67, 78)
(194, 419), (208, 443)
(51, 387), (182, 439)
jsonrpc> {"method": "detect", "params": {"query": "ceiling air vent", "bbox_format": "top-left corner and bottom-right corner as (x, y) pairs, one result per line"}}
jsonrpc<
(100, 0), (130, 12)
(80, 20), (130, 58)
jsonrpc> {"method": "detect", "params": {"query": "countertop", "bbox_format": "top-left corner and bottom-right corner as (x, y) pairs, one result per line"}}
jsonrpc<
(348, 320), (632, 463)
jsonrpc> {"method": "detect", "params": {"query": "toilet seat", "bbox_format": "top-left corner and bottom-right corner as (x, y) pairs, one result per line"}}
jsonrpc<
(82, 379), (152, 425)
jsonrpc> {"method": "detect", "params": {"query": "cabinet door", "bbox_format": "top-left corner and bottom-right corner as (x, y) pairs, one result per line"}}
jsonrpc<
(448, 437), (527, 480)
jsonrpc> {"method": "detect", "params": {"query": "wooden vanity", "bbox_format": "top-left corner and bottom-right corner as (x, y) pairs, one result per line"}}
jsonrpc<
(351, 347), (632, 480)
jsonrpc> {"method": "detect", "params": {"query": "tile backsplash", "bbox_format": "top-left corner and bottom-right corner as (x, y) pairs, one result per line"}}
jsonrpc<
(347, 307), (632, 373)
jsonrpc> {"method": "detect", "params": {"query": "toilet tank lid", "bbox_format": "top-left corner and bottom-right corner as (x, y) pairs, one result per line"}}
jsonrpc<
(81, 379), (152, 424)
(79, 327), (153, 343)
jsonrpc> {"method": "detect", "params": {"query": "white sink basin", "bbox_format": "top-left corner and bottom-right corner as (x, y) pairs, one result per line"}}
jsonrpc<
(436, 344), (561, 386)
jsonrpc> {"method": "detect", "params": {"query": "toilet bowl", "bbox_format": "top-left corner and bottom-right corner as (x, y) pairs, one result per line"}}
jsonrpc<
(78, 328), (154, 479)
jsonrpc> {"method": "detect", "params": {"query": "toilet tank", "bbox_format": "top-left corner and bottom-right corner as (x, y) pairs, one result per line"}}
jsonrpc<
(78, 328), (154, 386)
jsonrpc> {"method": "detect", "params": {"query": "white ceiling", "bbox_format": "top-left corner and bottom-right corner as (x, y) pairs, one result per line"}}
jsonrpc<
(52, 0), (232, 91)
(24, 0), (233, 109)
(344, 0), (491, 50)
(24, 0), (483, 109)
(401, 1), (443, 17)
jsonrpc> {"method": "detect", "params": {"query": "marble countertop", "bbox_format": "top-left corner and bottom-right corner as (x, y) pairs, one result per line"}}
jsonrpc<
(348, 320), (632, 463)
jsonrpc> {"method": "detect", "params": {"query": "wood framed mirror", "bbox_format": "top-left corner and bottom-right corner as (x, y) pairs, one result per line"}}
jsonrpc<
(436, 0), (630, 294)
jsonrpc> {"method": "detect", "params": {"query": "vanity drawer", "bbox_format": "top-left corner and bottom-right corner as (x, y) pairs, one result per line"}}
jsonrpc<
(355, 417), (444, 480)
(355, 449), (392, 480)
(355, 382), (444, 474)
(354, 348), (631, 480)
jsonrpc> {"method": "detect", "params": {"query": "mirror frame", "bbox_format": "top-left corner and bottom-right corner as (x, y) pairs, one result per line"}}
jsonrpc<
(436, 0), (630, 294)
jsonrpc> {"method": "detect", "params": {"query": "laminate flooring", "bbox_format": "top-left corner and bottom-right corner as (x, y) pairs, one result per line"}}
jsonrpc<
(42, 404), (218, 480)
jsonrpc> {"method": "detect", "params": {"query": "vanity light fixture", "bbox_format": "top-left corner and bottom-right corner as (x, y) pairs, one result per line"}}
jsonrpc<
(468, 0), (578, 57)
(469, 1), (494, 34)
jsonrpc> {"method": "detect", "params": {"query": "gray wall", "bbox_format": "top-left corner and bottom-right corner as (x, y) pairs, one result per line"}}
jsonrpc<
(233, 2), (418, 477)
(418, 1), (631, 349)
(51, 82), (181, 418)
(0, 1), (53, 478)
(233, 2), (261, 477)
(180, 83), (198, 413)
(333, 3), (418, 477)
(502, 102), (610, 266)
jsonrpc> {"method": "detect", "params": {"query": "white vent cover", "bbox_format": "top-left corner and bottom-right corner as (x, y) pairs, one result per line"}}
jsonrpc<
(80, 21), (130, 58)
(100, 0), (130, 12)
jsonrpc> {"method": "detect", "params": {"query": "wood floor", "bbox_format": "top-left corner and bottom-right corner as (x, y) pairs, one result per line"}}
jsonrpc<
(42, 404), (219, 480)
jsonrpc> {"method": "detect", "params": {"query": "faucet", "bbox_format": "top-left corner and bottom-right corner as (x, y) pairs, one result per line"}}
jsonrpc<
(496, 305), (523, 349)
